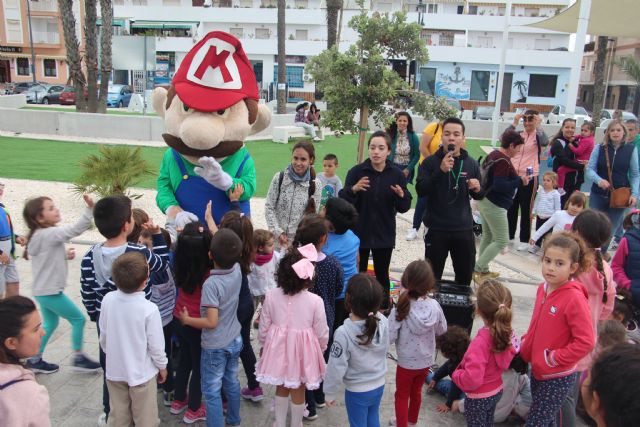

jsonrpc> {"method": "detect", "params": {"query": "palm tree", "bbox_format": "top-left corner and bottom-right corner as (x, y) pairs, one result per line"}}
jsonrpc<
(513, 80), (528, 102)
(58, 0), (87, 112)
(326, 0), (343, 49)
(592, 36), (609, 127)
(97, 0), (114, 114)
(616, 56), (640, 115)
(276, 0), (286, 113)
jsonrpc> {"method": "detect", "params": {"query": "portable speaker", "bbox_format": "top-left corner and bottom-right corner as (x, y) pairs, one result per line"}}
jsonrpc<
(433, 280), (475, 332)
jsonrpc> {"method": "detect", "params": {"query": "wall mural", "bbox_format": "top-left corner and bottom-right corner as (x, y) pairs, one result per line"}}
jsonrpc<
(435, 66), (471, 100)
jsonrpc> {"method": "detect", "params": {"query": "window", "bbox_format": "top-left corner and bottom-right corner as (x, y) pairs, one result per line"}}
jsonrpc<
(295, 29), (307, 41)
(113, 0), (124, 4)
(468, 5), (478, 15)
(163, 0), (180, 5)
(255, 28), (270, 39)
(418, 67), (436, 96)
(43, 59), (57, 77)
(17, 58), (30, 76)
(132, 0), (147, 4)
(273, 65), (304, 88)
(477, 37), (493, 48)
(261, 0), (276, 6)
(5, 0), (19, 7)
(294, 0), (308, 7)
(239, 0), (253, 6)
(534, 38), (551, 50)
(376, 2), (392, 12)
(230, 27), (244, 38)
(6, 19), (22, 43)
(528, 74), (557, 98)
(427, 4), (437, 13)
(470, 70), (490, 101)
(457, 5), (464, 14)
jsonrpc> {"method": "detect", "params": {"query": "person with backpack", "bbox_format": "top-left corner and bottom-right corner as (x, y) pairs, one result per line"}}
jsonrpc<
(265, 140), (322, 248)
(474, 130), (529, 284)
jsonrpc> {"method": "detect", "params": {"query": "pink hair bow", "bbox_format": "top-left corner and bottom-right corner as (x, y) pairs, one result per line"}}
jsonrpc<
(292, 243), (318, 280)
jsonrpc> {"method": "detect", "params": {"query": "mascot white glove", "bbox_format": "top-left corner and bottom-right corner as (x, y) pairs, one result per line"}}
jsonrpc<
(175, 211), (199, 230)
(194, 156), (233, 191)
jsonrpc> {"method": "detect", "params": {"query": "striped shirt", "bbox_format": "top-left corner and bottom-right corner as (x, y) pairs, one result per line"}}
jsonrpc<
(532, 188), (562, 219)
(149, 265), (177, 327)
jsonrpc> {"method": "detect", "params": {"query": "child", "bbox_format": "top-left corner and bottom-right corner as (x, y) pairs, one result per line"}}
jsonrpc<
(529, 172), (562, 253)
(247, 229), (280, 330)
(170, 222), (212, 423)
(293, 214), (344, 418)
(0, 182), (25, 298)
(0, 296), (51, 426)
(22, 195), (100, 374)
(324, 274), (389, 427)
(256, 244), (329, 427)
(529, 191), (586, 247)
(520, 232), (596, 427)
(611, 293), (640, 344)
(323, 197), (360, 330)
(80, 194), (169, 424)
(389, 260), (447, 427)
(318, 154), (343, 209)
(452, 280), (517, 427)
(582, 343), (640, 427)
(611, 210), (640, 307)
(557, 121), (595, 191)
(127, 207), (150, 244)
(139, 227), (177, 405)
(180, 229), (244, 427)
(426, 325), (470, 413)
(99, 252), (168, 427)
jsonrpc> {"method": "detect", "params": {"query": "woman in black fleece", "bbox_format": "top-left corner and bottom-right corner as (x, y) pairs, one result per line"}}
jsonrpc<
(339, 130), (412, 310)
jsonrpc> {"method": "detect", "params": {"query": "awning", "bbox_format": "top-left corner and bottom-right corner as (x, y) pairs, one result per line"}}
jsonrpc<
(527, 0), (640, 37)
(97, 19), (125, 27)
(130, 21), (197, 30)
(0, 53), (66, 60)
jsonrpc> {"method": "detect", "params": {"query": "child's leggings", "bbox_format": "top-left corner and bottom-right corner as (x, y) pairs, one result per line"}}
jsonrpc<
(34, 292), (85, 353)
(345, 385), (384, 427)
(464, 390), (502, 427)
(394, 366), (429, 427)
(526, 373), (578, 427)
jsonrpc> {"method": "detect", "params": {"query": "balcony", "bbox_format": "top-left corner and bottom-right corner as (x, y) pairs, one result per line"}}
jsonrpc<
(29, 0), (58, 12)
(32, 31), (60, 45)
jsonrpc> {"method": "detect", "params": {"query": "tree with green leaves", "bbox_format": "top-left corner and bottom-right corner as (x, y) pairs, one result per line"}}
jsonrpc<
(306, 6), (428, 162)
(615, 56), (640, 114)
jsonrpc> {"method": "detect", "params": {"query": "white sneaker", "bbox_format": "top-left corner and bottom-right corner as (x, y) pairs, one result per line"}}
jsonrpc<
(516, 242), (529, 251)
(528, 245), (540, 254)
(405, 228), (418, 241)
(97, 413), (107, 427)
(313, 136), (321, 141)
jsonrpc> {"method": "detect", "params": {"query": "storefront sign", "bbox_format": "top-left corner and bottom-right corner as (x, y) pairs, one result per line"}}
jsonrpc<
(0, 46), (22, 53)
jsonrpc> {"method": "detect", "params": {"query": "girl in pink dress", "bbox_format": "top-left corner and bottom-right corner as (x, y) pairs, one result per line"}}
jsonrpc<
(256, 243), (329, 427)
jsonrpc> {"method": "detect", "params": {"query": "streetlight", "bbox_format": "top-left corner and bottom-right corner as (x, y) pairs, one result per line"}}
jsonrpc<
(415, 0), (426, 89)
(25, 0), (37, 84)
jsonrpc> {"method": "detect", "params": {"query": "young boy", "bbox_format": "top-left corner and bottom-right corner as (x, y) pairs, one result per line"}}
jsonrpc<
(80, 195), (169, 425)
(318, 154), (343, 209)
(99, 252), (168, 427)
(0, 182), (25, 298)
(179, 228), (244, 427)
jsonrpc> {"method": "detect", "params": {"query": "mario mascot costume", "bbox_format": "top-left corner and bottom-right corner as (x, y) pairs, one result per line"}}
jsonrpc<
(153, 31), (271, 225)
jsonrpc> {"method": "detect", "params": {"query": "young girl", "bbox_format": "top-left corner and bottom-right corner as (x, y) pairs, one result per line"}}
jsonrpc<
(611, 210), (640, 307)
(171, 222), (212, 423)
(550, 118), (584, 204)
(389, 260), (447, 427)
(611, 293), (640, 344)
(22, 195), (100, 374)
(265, 140), (322, 247)
(529, 191), (586, 247)
(0, 296), (51, 426)
(324, 274), (389, 427)
(452, 280), (517, 427)
(247, 229), (280, 329)
(323, 197), (360, 330)
(557, 121), (595, 191)
(530, 172), (562, 253)
(520, 232), (596, 427)
(293, 214), (344, 418)
(256, 245), (329, 427)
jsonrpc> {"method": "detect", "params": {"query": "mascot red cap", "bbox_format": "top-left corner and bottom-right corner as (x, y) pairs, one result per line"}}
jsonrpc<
(172, 31), (259, 112)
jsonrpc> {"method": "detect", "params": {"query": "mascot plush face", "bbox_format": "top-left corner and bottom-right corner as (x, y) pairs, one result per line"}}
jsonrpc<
(152, 31), (271, 164)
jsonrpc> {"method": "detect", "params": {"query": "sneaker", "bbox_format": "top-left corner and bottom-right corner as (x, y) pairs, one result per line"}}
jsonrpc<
(315, 400), (326, 408)
(304, 410), (318, 421)
(162, 390), (174, 407)
(313, 136), (321, 142)
(527, 245), (540, 255)
(97, 413), (107, 427)
(170, 398), (188, 415)
(183, 405), (206, 424)
(516, 242), (529, 251)
(473, 271), (500, 285)
(241, 386), (264, 402)
(25, 358), (59, 374)
(72, 353), (101, 372)
(405, 228), (418, 241)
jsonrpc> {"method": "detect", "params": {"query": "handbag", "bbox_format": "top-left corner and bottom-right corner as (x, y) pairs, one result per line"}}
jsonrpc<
(603, 145), (631, 208)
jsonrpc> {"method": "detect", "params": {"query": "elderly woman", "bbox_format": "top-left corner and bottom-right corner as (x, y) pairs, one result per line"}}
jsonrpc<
(586, 119), (639, 250)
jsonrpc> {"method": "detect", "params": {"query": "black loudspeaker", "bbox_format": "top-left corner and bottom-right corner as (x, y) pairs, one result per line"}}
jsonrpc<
(433, 280), (475, 332)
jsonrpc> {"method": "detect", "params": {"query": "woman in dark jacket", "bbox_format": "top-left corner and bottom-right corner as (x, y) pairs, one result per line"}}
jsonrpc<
(339, 130), (412, 309)
(550, 118), (584, 205)
(387, 111), (420, 184)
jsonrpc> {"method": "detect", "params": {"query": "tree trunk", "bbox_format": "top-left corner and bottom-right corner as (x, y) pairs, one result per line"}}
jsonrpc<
(58, 0), (87, 112)
(97, 0), (113, 114)
(276, 0), (286, 114)
(84, 0), (99, 113)
(592, 36), (609, 128)
(326, 0), (342, 49)
(357, 105), (369, 163)
(336, 5), (344, 49)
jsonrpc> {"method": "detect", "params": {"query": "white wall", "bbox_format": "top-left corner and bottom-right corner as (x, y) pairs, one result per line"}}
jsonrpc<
(0, 94), (26, 109)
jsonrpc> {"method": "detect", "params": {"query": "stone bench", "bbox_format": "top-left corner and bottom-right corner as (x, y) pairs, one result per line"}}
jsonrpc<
(272, 125), (324, 143)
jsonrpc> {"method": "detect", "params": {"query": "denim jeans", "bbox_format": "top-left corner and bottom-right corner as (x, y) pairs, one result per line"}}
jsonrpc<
(295, 122), (317, 138)
(201, 335), (243, 427)
(344, 385), (384, 427)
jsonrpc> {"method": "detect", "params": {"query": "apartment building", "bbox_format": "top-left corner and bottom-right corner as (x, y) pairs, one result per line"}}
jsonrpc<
(0, 0), (83, 84)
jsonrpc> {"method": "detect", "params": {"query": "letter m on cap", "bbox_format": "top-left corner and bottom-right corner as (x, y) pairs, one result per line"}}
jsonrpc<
(186, 37), (242, 89)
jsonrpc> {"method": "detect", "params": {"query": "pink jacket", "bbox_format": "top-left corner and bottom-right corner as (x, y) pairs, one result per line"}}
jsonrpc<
(452, 327), (516, 398)
(569, 135), (595, 162)
(612, 237), (632, 290)
(575, 264), (616, 371)
(0, 363), (51, 427)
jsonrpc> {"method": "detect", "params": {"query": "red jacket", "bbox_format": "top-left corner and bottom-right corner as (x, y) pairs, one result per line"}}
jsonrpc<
(520, 281), (595, 380)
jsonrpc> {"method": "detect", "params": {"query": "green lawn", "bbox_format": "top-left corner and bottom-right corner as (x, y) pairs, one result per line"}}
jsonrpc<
(22, 106), (157, 116)
(0, 134), (489, 199)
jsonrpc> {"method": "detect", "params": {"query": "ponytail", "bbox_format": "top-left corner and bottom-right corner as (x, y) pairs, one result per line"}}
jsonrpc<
(345, 274), (383, 346)
(395, 260), (436, 322)
(594, 249), (609, 304)
(304, 165), (317, 215)
(359, 311), (380, 346)
(476, 279), (513, 353)
(490, 303), (513, 353)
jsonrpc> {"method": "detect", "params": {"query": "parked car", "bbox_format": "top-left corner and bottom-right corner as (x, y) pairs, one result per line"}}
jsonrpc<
(546, 104), (591, 124)
(25, 85), (52, 103)
(9, 81), (46, 94)
(38, 85), (66, 104)
(600, 109), (637, 121)
(106, 84), (133, 108)
(59, 86), (77, 105)
(473, 106), (495, 120)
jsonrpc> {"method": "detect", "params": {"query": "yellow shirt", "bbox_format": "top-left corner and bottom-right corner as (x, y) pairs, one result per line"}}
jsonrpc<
(420, 122), (443, 163)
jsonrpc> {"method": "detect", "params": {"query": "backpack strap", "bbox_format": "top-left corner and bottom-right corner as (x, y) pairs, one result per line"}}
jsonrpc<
(275, 170), (314, 205)
(0, 378), (26, 390)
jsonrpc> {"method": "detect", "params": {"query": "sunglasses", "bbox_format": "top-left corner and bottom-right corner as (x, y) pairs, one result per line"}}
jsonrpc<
(524, 116), (536, 122)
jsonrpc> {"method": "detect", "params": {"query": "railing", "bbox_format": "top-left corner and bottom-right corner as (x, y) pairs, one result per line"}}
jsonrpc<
(29, 1), (58, 12)
(32, 31), (60, 44)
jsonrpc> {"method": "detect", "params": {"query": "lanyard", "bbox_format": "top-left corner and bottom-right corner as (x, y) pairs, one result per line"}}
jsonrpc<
(451, 159), (464, 190)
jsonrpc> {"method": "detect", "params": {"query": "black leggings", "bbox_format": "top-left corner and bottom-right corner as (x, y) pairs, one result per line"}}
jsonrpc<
(239, 309), (259, 390)
(507, 177), (537, 243)
(358, 248), (393, 310)
(174, 323), (202, 411)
